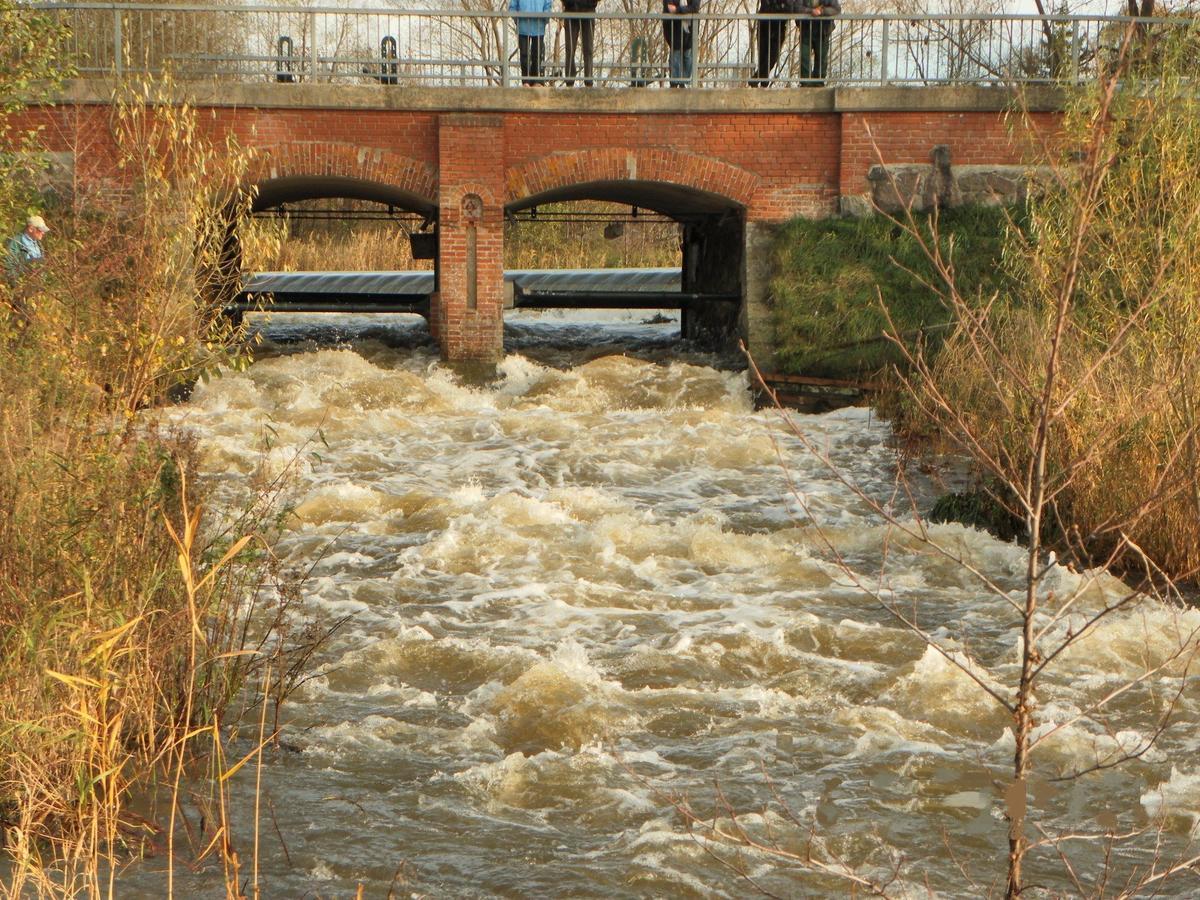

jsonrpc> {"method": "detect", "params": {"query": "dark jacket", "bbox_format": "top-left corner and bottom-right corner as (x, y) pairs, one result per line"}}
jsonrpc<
(796, 0), (839, 14)
(757, 0), (793, 13)
(662, 0), (700, 50)
(562, 0), (598, 11)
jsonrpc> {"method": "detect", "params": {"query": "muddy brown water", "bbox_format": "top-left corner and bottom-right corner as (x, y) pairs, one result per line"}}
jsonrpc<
(126, 310), (1200, 898)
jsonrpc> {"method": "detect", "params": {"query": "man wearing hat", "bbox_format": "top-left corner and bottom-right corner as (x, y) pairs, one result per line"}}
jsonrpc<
(5, 214), (49, 283)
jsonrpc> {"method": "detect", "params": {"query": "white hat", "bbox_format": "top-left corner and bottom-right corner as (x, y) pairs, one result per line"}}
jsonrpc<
(26, 215), (49, 232)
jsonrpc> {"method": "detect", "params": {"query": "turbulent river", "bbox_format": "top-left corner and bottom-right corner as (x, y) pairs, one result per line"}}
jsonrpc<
(139, 311), (1200, 898)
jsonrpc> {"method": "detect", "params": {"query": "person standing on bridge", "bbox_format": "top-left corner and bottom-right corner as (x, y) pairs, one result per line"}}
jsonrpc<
(561, 0), (598, 87)
(662, 0), (700, 87)
(4, 215), (49, 285)
(796, 0), (839, 85)
(750, 0), (793, 87)
(511, 0), (554, 85)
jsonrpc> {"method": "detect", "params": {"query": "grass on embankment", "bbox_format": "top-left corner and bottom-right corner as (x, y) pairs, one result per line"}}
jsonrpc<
(767, 205), (1019, 377)
(0, 218), (272, 896)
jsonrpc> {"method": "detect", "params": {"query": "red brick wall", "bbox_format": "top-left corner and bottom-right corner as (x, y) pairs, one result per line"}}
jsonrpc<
(208, 108), (440, 204)
(434, 114), (506, 362)
(6, 99), (1062, 361)
(503, 112), (840, 221)
(11, 102), (1060, 222)
(839, 110), (1060, 198)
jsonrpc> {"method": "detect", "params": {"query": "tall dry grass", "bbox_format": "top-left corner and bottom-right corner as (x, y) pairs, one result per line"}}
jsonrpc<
(905, 25), (1200, 580)
(505, 205), (680, 269)
(0, 78), (318, 897)
(242, 201), (680, 272)
(242, 213), (432, 272)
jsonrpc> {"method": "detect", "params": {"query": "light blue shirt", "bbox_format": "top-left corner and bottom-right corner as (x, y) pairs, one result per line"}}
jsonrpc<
(5, 231), (43, 281)
(510, 0), (553, 37)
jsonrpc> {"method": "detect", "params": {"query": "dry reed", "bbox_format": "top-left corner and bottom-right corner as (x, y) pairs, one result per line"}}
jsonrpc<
(904, 29), (1200, 581)
(0, 76), (321, 898)
(241, 201), (680, 272)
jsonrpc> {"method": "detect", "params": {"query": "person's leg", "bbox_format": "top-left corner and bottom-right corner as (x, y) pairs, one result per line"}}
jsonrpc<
(683, 44), (693, 85)
(669, 46), (683, 86)
(758, 18), (787, 86)
(814, 20), (832, 83)
(581, 17), (594, 86)
(797, 21), (814, 83)
(531, 34), (544, 84)
(518, 33), (532, 85)
(752, 21), (770, 85)
(565, 18), (579, 86)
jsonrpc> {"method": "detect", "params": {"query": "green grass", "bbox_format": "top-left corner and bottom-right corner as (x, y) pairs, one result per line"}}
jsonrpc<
(769, 205), (1022, 377)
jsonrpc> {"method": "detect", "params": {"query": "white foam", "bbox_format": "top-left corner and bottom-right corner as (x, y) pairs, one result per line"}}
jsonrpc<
(1142, 767), (1200, 833)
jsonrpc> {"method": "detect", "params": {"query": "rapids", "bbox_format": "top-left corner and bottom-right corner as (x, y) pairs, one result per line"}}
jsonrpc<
(139, 311), (1200, 897)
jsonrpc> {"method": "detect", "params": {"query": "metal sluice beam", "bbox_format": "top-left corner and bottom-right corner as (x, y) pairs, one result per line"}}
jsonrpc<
(512, 289), (740, 310)
(226, 268), (738, 316)
(230, 292), (430, 315)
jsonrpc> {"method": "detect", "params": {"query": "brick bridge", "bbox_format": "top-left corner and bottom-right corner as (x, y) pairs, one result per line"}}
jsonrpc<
(18, 82), (1059, 366)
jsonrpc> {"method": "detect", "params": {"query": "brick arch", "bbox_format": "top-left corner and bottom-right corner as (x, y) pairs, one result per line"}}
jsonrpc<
(248, 142), (437, 212)
(504, 148), (759, 213)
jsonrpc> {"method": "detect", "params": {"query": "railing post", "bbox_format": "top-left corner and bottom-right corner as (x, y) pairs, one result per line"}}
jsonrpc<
(1070, 19), (1080, 83)
(690, 18), (700, 88)
(307, 10), (318, 81)
(501, 13), (510, 87)
(112, 5), (123, 76)
(879, 18), (889, 85)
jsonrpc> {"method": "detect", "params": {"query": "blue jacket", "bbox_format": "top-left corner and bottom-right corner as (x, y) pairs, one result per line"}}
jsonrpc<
(511, 0), (553, 37)
(5, 232), (43, 282)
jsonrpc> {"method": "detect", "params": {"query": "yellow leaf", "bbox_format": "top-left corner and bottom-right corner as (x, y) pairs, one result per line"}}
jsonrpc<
(83, 616), (144, 665)
(45, 670), (102, 691)
(195, 534), (253, 592)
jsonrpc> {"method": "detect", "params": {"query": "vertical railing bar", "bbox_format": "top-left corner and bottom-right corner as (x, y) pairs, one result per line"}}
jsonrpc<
(501, 10), (510, 87)
(1070, 19), (1080, 84)
(112, 3), (123, 76)
(307, 9), (317, 81)
(880, 18), (889, 85)
(691, 13), (700, 88)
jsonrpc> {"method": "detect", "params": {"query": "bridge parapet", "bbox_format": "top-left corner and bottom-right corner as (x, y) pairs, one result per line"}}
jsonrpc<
(24, 4), (1180, 89)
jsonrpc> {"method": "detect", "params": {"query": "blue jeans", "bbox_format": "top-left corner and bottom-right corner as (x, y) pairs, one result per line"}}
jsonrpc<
(669, 46), (693, 87)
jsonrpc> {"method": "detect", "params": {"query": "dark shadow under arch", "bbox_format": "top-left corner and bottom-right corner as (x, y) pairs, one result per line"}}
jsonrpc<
(506, 179), (742, 223)
(252, 174), (437, 219)
(212, 175), (439, 319)
(505, 179), (745, 347)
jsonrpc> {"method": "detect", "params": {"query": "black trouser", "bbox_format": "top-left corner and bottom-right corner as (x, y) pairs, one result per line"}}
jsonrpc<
(564, 17), (595, 86)
(751, 18), (786, 86)
(518, 34), (544, 85)
(798, 18), (833, 83)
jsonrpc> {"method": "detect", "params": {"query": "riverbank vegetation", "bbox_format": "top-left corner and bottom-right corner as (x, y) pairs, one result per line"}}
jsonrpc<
(732, 26), (1200, 897)
(768, 204), (1017, 377)
(0, 71), (302, 893)
(768, 42), (1200, 583)
(897, 33), (1200, 583)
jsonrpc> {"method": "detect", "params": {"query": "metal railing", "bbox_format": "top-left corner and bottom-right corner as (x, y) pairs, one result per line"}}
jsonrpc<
(21, 3), (1197, 89)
